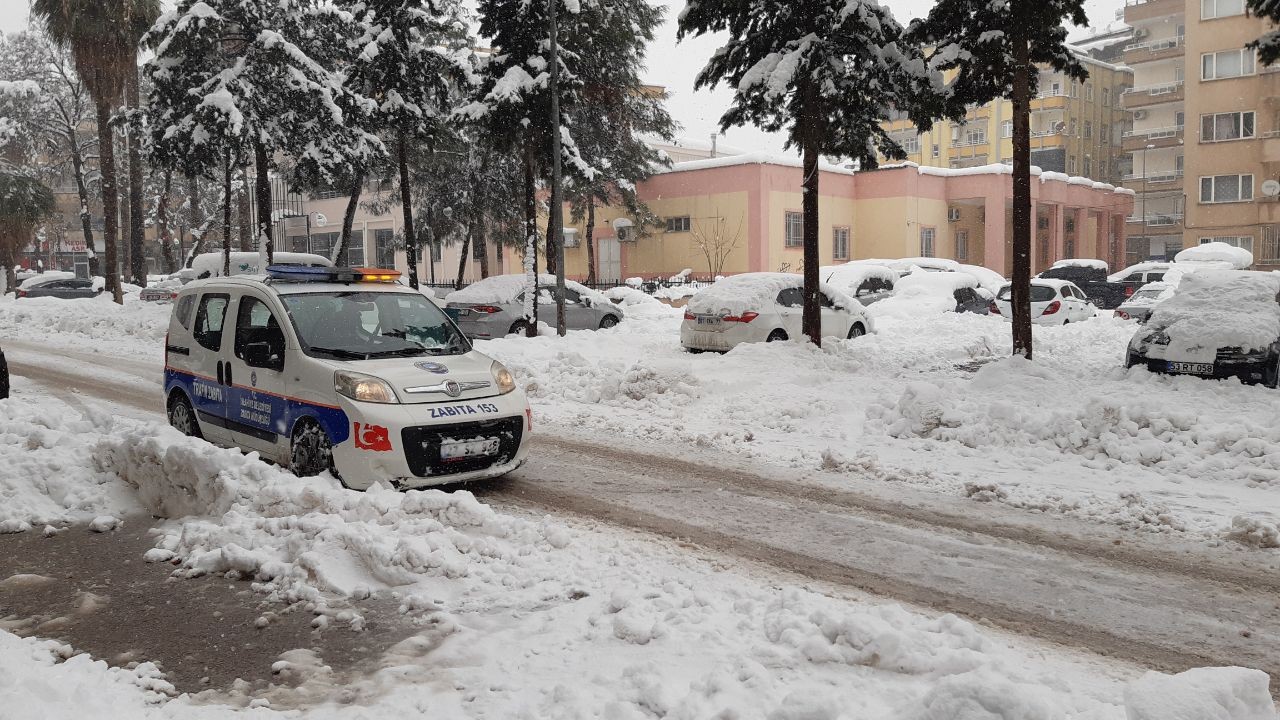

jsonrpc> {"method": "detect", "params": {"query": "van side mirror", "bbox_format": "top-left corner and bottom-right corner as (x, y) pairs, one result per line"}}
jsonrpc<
(244, 340), (284, 371)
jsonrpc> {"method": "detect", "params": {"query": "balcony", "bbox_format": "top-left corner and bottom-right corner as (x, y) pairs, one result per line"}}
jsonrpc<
(1122, 81), (1184, 109)
(1125, 212), (1185, 236)
(1124, 0), (1184, 24)
(1121, 125), (1184, 152)
(1122, 36), (1184, 65)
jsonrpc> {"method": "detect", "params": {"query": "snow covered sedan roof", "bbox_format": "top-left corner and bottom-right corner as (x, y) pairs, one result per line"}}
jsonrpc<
(444, 273), (612, 308)
(685, 272), (855, 315)
(1108, 262), (1172, 282)
(1120, 281), (1175, 308)
(894, 271), (978, 295)
(17, 271), (77, 289)
(1174, 242), (1254, 269)
(1147, 270), (1280, 358)
(820, 263), (898, 293)
(1050, 258), (1109, 271)
(954, 264), (1007, 294)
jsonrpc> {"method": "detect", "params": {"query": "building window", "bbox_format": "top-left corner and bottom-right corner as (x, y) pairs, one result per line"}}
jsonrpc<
(895, 133), (920, 154)
(920, 227), (936, 257)
(955, 230), (968, 262)
(345, 231), (365, 267)
(1083, 157), (1092, 177)
(1085, 83), (1094, 101)
(1202, 0), (1245, 18)
(1202, 48), (1256, 80)
(1262, 225), (1280, 262)
(932, 143), (940, 158)
(1000, 120), (1013, 138)
(1070, 81), (1079, 98)
(1067, 156), (1076, 174)
(1101, 123), (1110, 142)
(953, 124), (987, 146)
(833, 227), (850, 260)
(374, 229), (396, 268)
(309, 232), (336, 260)
(665, 216), (691, 233)
(1199, 173), (1254, 203)
(1084, 121), (1092, 139)
(784, 211), (804, 248)
(1200, 235), (1254, 253)
(1200, 110), (1255, 141)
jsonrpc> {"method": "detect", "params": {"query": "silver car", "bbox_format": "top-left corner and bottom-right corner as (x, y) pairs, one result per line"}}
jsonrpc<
(16, 277), (100, 299)
(1113, 282), (1172, 323)
(444, 275), (624, 339)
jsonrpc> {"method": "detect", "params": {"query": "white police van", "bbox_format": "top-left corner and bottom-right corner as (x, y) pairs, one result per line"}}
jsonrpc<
(163, 265), (531, 489)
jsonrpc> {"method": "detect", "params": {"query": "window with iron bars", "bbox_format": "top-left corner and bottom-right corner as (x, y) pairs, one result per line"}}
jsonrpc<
(1262, 225), (1280, 262)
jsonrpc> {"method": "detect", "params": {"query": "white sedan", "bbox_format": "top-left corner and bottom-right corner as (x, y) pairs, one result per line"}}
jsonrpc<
(680, 273), (872, 352)
(991, 279), (1095, 326)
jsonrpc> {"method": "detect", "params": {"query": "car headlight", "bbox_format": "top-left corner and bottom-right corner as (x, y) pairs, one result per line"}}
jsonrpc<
(492, 361), (517, 394)
(334, 370), (399, 404)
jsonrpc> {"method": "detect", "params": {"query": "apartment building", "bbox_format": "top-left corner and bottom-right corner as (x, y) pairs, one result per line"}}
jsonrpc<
(879, 53), (1133, 185)
(1123, 0), (1280, 268)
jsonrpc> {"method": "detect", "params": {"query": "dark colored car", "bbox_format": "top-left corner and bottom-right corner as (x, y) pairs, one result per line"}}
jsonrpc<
(0, 344), (8, 399)
(953, 285), (992, 314)
(1037, 265), (1130, 309)
(16, 277), (99, 299)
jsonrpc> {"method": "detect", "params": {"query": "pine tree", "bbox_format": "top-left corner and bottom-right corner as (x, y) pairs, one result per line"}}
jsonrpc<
(144, 0), (382, 265)
(680, 0), (939, 346)
(0, 81), (56, 293)
(1248, 0), (1280, 64)
(909, 0), (1088, 359)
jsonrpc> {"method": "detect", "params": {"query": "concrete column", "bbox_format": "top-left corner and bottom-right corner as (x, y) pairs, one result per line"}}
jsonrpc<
(1094, 211), (1108, 266)
(1072, 206), (1088, 259)
(1050, 203), (1065, 270)
(982, 193), (1006, 275)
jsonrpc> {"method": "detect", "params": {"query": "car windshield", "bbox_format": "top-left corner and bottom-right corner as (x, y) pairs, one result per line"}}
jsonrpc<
(281, 291), (470, 360)
(1131, 287), (1165, 302)
(997, 285), (1057, 302)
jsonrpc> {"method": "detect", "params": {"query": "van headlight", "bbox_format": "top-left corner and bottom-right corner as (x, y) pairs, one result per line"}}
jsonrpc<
(335, 370), (399, 404)
(492, 361), (517, 394)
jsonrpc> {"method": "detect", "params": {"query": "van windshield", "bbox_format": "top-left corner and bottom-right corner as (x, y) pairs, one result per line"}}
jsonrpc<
(281, 291), (470, 360)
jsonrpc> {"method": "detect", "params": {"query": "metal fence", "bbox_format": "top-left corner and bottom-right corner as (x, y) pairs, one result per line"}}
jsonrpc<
(420, 276), (722, 295)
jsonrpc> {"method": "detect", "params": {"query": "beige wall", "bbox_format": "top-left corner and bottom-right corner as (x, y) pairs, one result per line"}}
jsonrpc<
(764, 191), (857, 272)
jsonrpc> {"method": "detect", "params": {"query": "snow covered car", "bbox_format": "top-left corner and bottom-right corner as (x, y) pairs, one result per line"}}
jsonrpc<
(1108, 261), (1171, 304)
(820, 263), (897, 305)
(1113, 282), (1173, 323)
(680, 272), (872, 352)
(871, 271), (993, 317)
(140, 278), (184, 303)
(163, 265), (532, 489)
(15, 275), (100, 300)
(443, 274), (623, 339)
(991, 279), (1095, 325)
(1126, 270), (1280, 387)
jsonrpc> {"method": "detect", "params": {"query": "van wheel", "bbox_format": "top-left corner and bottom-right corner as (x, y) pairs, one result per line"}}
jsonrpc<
(168, 393), (202, 438)
(847, 323), (866, 340)
(766, 329), (788, 342)
(290, 419), (333, 478)
(509, 320), (528, 336)
(599, 315), (619, 329)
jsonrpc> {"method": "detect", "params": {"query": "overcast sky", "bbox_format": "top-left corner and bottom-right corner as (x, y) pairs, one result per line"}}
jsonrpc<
(2, 0), (1125, 155)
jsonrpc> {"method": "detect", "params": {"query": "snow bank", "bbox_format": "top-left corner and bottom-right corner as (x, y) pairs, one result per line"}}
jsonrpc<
(869, 272), (973, 318)
(1175, 242), (1254, 269)
(685, 272), (854, 316)
(1147, 270), (1280, 361)
(604, 286), (684, 320)
(0, 294), (169, 348)
(1123, 667), (1277, 720)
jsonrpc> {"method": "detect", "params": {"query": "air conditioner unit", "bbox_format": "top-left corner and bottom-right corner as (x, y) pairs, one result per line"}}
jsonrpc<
(1133, 27), (1148, 39)
(1133, 110), (1148, 120)
(947, 208), (962, 222)
(562, 228), (579, 248)
(613, 217), (636, 242)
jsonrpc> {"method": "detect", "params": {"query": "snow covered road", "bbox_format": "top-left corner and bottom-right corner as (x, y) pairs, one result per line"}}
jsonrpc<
(7, 335), (1280, 696)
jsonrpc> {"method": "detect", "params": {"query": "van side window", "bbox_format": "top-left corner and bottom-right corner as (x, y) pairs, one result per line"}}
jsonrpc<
(235, 296), (284, 359)
(175, 295), (196, 328)
(193, 293), (230, 352)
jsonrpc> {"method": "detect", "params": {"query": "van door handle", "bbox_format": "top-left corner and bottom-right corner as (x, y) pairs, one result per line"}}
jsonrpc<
(216, 360), (224, 385)
(225, 362), (233, 387)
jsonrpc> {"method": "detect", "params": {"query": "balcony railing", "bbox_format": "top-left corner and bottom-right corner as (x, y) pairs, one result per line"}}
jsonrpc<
(1122, 170), (1184, 182)
(1123, 36), (1183, 53)
(1035, 89), (1069, 99)
(1122, 125), (1184, 139)
(1126, 213), (1184, 226)
(1123, 81), (1184, 96)
(952, 137), (988, 147)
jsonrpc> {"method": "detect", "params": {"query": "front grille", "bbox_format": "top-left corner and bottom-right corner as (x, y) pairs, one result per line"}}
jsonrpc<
(401, 416), (523, 478)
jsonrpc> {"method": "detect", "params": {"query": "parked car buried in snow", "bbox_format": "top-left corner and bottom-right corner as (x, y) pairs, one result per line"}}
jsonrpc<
(870, 271), (994, 317)
(1126, 270), (1280, 387)
(991, 279), (1095, 325)
(1113, 282), (1174, 323)
(15, 275), (100, 300)
(680, 272), (872, 352)
(444, 274), (623, 339)
(820, 263), (898, 305)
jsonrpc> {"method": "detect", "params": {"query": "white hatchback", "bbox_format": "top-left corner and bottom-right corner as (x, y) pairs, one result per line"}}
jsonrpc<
(992, 279), (1095, 325)
(680, 272), (872, 352)
(163, 265), (531, 490)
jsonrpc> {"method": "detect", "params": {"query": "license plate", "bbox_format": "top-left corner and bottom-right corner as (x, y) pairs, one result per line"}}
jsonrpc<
(440, 437), (500, 462)
(1167, 361), (1213, 375)
(696, 316), (718, 325)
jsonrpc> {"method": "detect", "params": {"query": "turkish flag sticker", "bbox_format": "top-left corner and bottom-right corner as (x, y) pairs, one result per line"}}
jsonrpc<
(353, 422), (393, 452)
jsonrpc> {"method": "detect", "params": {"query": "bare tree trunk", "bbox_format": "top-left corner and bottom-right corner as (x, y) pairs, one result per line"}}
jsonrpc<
(800, 109), (821, 347)
(523, 147), (538, 337)
(1011, 25), (1034, 359)
(126, 60), (146, 286)
(222, 149), (232, 277)
(120, 154), (131, 281)
(158, 171), (176, 274)
(397, 131), (419, 289)
(455, 218), (472, 290)
(96, 99), (123, 303)
(68, 127), (97, 276)
(254, 141), (274, 265)
(334, 172), (364, 265)
(585, 198), (597, 284)
(477, 222), (490, 279)
(237, 166), (252, 252)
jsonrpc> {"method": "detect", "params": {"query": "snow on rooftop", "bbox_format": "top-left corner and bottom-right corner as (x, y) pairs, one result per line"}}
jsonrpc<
(662, 151), (855, 176)
(1052, 258), (1109, 271)
(878, 162), (1127, 194)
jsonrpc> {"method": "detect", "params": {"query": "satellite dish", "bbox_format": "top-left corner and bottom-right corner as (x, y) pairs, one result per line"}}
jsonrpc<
(1262, 180), (1280, 197)
(313, 212), (328, 227)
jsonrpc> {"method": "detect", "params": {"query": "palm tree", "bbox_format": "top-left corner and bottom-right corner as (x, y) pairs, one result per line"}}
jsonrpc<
(32, 0), (158, 303)
(125, 1), (160, 287)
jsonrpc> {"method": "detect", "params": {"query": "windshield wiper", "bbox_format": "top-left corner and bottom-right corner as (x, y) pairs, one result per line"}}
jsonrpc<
(309, 346), (370, 360)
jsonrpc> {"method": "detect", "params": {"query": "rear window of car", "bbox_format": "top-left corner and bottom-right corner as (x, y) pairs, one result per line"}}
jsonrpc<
(996, 285), (1057, 302)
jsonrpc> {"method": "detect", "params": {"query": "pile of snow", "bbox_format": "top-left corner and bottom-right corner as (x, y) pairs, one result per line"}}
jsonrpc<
(821, 263), (898, 297)
(1175, 242), (1254, 269)
(1147, 270), (1280, 362)
(685, 272), (854, 316)
(16, 271), (75, 290)
(652, 283), (704, 301)
(1124, 666), (1277, 720)
(894, 257), (961, 274)
(1052, 258), (1109, 271)
(870, 272), (976, 318)
(0, 294), (169, 351)
(603, 286), (683, 320)
(445, 273), (610, 307)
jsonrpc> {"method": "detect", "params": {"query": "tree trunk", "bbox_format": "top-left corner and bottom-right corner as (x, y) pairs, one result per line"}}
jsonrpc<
(126, 61), (146, 286)
(1010, 26), (1034, 359)
(254, 141), (274, 265)
(397, 131), (419, 289)
(120, 155), (131, 281)
(800, 114), (821, 347)
(585, 197), (597, 284)
(477, 222), (490, 278)
(186, 173), (200, 268)
(222, 149), (233, 277)
(96, 99), (123, 304)
(237, 166), (252, 251)
(158, 171), (176, 274)
(334, 172), (364, 265)
(425, 206), (436, 284)
(68, 127), (97, 276)
(455, 218), (472, 290)
(523, 147), (538, 337)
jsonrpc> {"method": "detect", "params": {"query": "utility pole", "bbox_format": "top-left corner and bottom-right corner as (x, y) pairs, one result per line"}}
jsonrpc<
(1142, 143), (1153, 260)
(549, 0), (567, 336)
